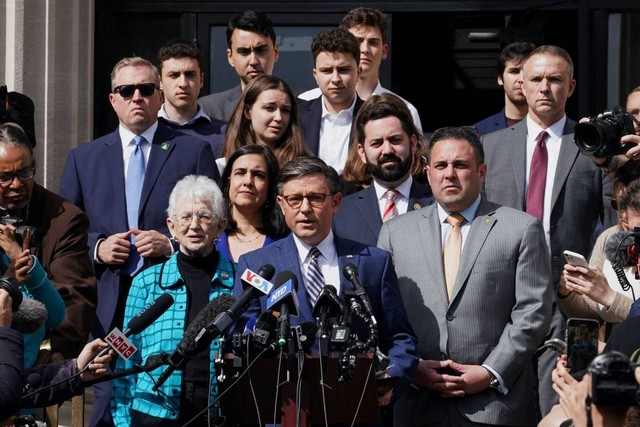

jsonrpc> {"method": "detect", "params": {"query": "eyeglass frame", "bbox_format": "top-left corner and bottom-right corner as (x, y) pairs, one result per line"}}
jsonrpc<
(173, 210), (219, 227)
(0, 167), (36, 186)
(280, 192), (335, 209)
(113, 83), (160, 99)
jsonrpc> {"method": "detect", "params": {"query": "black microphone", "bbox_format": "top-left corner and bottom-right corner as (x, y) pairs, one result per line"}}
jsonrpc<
(251, 311), (278, 352)
(12, 298), (48, 334)
(267, 271), (300, 349)
(312, 285), (344, 353)
(89, 293), (174, 365)
(605, 231), (639, 266)
(153, 293), (236, 391)
(23, 372), (42, 394)
(197, 264), (275, 342)
(342, 263), (376, 324)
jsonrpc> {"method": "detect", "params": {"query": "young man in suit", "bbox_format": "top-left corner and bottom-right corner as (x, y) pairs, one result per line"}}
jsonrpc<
(198, 10), (279, 123)
(481, 45), (614, 416)
(60, 56), (219, 427)
(473, 42), (536, 136)
(298, 27), (363, 174)
(157, 40), (226, 157)
(333, 93), (433, 246)
(378, 127), (553, 426)
(299, 7), (423, 132)
(235, 156), (418, 417)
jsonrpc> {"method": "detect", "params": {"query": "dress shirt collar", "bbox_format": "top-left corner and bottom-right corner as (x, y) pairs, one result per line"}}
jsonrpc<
(525, 114), (566, 142)
(118, 121), (158, 149)
(436, 194), (481, 225)
(372, 175), (413, 201)
(320, 94), (356, 122)
(292, 230), (337, 265)
(158, 104), (211, 126)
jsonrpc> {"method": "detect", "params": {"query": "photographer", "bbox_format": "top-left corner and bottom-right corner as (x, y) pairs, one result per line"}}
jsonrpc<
(0, 112), (96, 361)
(0, 288), (112, 421)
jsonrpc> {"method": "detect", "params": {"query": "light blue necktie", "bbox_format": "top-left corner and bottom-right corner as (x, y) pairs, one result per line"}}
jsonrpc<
(305, 247), (325, 306)
(124, 135), (146, 275)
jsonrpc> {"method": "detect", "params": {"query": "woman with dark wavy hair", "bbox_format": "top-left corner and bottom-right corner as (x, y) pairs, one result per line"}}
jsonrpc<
(217, 144), (288, 264)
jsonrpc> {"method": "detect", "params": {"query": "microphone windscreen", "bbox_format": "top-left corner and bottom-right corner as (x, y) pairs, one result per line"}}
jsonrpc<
(342, 263), (359, 281)
(257, 264), (276, 282)
(605, 231), (634, 266)
(180, 293), (236, 355)
(274, 270), (298, 290)
(126, 293), (174, 335)
(12, 298), (47, 334)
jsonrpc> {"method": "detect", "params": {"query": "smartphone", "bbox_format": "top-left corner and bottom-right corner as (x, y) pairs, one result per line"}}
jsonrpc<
(565, 317), (599, 377)
(563, 250), (589, 269)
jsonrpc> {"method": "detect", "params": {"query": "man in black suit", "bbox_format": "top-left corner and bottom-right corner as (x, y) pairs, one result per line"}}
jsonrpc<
(333, 93), (433, 246)
(197, 10), (279, 123)
(298, 27), (363, 174)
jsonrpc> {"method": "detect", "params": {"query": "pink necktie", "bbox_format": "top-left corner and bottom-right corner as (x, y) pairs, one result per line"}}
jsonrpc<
(526, 131), (549, 222)
(382, 189), (399, 223)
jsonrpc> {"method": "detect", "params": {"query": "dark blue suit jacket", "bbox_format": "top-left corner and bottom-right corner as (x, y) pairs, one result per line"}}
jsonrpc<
(234, 234), (419, 385)
(333, 181), (434, 247)
(473, 109), (507, 136)
(60, 123), (219, 336)
(298, 96), (365, 156)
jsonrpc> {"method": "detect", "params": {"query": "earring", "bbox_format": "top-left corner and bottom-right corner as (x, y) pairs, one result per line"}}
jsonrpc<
(213, 235), (220, 245)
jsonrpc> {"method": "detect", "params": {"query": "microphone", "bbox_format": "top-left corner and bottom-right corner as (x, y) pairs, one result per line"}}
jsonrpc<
(292, 321), (317, 354)
(12, 298), (48, 334)
(342, 263), (376, 324)
(197, 264), (275, 342)
(312, 285), (344, 354)
(23, 372), (42, 394)
(153, 293), (236, 391)
(605, 231), (639, 266)
(267, 271), (300, 349)
(251, 311), (278, 352)
(90, 293), (174, 365)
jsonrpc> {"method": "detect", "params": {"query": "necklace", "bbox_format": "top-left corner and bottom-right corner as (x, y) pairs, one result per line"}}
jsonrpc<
(233, 232), (263, 244)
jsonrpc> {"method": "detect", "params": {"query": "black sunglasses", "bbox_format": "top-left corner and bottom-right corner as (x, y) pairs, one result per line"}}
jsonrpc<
(113, 83), (159, 99)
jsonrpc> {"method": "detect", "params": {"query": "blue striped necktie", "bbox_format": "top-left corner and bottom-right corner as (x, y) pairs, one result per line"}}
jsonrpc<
(124, 135), (146, 275)
(305, 247), (325, 306)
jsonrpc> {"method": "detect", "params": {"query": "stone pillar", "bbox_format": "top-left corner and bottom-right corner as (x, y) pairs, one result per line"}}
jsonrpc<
(2, 0), (94, 191)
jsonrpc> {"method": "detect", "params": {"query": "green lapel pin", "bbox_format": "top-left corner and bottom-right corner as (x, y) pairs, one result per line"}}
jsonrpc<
(161, 143), (170, 150)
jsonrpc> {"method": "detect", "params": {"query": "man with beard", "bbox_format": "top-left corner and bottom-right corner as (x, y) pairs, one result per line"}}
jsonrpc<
(473, 42), (536, 136)
(333, 93), (433, 246)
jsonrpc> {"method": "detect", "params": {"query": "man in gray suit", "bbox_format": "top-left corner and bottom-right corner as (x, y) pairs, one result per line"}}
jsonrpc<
(481, 45), (614, 416)
(378, 127), (553, 426)
(198, 10), (279, 122)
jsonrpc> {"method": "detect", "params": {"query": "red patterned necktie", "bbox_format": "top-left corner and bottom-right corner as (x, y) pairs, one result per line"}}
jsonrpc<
(382, 189), (399, 222)
(526, 131), (549, 222)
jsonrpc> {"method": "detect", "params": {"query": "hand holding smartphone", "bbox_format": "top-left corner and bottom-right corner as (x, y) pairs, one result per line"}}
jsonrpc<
(563, 250), (589, 269)
(565, 317), (599, 378)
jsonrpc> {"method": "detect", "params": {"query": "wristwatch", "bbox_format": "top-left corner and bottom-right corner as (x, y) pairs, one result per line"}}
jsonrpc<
(486, 369), (500, 390)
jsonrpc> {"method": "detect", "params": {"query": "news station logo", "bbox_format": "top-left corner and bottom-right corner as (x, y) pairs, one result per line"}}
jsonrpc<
(105, 328), (138, 360)
(241, 268), (274, 295)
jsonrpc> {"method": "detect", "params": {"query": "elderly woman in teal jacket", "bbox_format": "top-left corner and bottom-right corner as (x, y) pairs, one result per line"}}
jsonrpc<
(111, 175), (234, 426)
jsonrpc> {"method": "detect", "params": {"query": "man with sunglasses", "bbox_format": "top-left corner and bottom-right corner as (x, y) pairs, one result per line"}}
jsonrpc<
(60, 56), (218, 427)
(233, 156), (418, 423)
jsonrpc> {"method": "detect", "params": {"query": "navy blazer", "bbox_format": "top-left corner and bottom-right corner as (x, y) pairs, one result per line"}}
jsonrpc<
(298, 95), (365, 156)
(473, 109), (507, 136)
(60, 123), (219, 335)
(234, 234), (419, 385)
(333, 180), (434, 247)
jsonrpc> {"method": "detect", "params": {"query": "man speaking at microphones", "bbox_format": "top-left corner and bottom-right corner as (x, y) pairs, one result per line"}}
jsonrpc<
(233, 156), (418, 419)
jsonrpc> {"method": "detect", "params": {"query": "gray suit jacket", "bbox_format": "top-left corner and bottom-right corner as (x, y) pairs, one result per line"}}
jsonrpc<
(197, 84), (242, 123)
(378, 199), (553, 426)
(481, 119), (614, 282)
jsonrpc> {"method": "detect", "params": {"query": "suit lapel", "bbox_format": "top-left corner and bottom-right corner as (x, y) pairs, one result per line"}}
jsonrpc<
(450, 199), (497, 302)
(357, 187), (383, 239)
(335, 237), (361, 297)
(305, 98), (323, 156)
(510, 121), (528, 208)
(139, 125), (176, 213)
(408, 181), (433, 211)
(419, 206), (449, 303)
(550, 120), (579, 211)
(105, 132), (127, 227)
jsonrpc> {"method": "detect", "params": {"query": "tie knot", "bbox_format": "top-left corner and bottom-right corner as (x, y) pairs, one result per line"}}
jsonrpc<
(446, 213), (464, 227)
(383, 188), (399, 202)
(535, 131), (549, 146)
(309, 247), (321, 260)
(132, 135), (146, 147)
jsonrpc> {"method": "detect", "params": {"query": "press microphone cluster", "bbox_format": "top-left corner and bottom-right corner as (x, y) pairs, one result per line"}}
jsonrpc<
(267, 271), (300, 350)
(604, 230), (639, 299)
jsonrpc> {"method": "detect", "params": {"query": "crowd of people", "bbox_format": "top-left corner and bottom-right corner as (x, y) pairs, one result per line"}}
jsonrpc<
(2, 6), (640, 427)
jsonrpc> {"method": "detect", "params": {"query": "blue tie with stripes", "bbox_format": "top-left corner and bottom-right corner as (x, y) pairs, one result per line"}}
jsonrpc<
(305, 247), (325, 306)
(124, 135), (146, 275)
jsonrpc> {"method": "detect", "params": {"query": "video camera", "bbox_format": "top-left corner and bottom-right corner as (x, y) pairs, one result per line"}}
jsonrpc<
(589, 351), (639, 406)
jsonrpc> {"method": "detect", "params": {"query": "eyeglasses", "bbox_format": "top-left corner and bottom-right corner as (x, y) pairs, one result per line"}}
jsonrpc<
(174, 210), (218, 227)
(0, 167), (35, 185)
(281, 193), (334, 209)
(113, 83), (159, 99)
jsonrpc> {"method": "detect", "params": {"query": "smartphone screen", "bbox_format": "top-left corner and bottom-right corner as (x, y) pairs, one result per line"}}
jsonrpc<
(565, 318), (599, 376)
